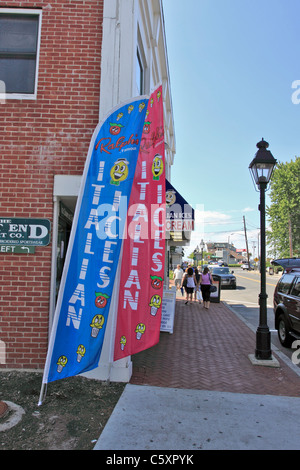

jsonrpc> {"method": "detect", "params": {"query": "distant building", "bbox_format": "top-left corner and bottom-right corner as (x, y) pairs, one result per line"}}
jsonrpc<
(207, 242), (246, 264)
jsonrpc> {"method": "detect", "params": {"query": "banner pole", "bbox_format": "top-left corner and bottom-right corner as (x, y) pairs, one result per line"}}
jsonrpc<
(106, 242), (123, 373)
(38, 383), (47, 406)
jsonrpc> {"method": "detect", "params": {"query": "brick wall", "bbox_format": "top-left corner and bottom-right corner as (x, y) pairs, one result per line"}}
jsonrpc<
(0, 0), (103, 369)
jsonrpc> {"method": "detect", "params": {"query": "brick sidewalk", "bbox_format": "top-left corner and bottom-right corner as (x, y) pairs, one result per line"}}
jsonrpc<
(130, 299), (300, 397)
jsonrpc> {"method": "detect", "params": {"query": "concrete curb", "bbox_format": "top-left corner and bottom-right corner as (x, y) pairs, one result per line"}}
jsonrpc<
(0, 401), (25, 432)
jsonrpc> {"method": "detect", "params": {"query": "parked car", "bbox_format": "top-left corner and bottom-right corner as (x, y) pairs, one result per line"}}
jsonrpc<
(272, 258), (300, 273)
(273, 258), (300, 347)
(208, 266), (236, 289)
(241, 262), (254, 270)
(218, 261), (228, 267)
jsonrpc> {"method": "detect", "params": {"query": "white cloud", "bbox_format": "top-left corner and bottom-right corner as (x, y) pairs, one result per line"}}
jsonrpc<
(186, 208), (233, 254)
(183, 207), (260, 257)
(194, 207), (232, 228)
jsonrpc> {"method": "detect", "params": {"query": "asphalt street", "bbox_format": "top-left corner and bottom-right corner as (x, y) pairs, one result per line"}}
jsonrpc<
(95, 273), (300, 451)
(220, 268), (298, 366)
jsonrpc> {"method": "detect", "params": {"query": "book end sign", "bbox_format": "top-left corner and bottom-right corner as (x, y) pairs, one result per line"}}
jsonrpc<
(0, 218), (51, 253)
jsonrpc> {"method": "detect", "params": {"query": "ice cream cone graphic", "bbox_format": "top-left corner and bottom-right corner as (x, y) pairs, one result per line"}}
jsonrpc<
(90, 314), (105, 338)
(149, 294), (162, 316)
(76, 344), (86, 363)
(135, 323), (146, 340)
(57, 355), (67, 373)
(120, 336), (127, 351)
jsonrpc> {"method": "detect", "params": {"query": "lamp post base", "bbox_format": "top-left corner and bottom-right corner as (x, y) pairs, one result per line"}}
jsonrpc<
(248, 354), (280, 368)
(255, 327), (272, 360)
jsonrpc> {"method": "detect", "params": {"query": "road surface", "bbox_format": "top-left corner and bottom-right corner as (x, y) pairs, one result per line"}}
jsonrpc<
(220, 268), (299, 369)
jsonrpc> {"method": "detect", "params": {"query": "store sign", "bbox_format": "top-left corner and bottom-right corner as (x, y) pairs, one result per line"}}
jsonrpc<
(0, 218), (51, 246)
(165, 180), (194, 235)
(160, 290), (176, 334)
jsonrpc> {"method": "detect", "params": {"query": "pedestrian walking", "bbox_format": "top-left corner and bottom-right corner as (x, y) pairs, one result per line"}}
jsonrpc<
(200, 266), (213, 309)
(182, 267), (197, 304)
(173, 264), (184, 294)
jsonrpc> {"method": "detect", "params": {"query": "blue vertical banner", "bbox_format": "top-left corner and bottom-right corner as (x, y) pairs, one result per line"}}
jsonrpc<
(41, 97), (149, 385)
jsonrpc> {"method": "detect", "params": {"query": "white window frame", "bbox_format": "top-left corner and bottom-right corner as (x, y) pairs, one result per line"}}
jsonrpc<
(0, 8), (42, 100)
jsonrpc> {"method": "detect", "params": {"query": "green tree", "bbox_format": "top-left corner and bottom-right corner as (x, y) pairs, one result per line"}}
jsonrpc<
(267, 157), (300, 258)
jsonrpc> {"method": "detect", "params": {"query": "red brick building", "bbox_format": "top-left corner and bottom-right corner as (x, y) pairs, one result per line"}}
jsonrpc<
(0, 1), (175, 378)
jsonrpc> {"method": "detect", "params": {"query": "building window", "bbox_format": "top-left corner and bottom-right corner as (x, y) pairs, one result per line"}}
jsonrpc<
(136, 48), (144, 95)
(0, 9), (42, 99)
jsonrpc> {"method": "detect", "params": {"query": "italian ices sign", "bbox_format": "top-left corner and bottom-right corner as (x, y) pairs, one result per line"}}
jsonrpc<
(114, 86), (165, 361)
(40, 86), (165, 395)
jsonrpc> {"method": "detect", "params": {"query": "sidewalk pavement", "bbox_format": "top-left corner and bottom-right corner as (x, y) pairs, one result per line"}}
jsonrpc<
(94, 291), (300, 451)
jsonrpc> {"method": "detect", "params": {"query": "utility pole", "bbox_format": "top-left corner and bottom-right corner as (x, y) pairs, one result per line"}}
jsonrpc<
(243, 216), (251, 268)
(252, 241), (256, 260)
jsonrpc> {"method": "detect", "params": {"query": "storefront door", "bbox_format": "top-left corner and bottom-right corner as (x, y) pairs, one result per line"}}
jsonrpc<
(56, 202), (73, 301)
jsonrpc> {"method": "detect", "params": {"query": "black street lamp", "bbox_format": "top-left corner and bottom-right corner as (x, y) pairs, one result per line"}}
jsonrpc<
(193, 245), (200, 267)
(249, 139), (277, 360)
(200, 239), (205, 272)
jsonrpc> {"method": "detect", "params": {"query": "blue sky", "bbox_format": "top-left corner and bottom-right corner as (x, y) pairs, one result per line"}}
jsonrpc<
(162, 0), (300, 256)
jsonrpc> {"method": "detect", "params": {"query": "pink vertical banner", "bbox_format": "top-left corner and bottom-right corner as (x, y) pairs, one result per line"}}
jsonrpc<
(114, 85), (165, 361)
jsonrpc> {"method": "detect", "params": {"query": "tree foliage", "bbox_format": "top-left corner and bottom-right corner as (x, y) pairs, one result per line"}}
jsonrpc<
(266, 157), (300, 258)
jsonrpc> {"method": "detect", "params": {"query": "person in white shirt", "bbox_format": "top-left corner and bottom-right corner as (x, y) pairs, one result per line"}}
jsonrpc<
(173, 264), (184, 291)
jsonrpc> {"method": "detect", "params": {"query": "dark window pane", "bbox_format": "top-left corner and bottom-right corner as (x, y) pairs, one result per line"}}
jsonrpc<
(277, 273), (295, 294)
(0, 13), (39, 94)
(136, 49), (143, 95)
(0, 15), (38, 53)
(291, 278), (300, 297)
(0, 57), (36, 93)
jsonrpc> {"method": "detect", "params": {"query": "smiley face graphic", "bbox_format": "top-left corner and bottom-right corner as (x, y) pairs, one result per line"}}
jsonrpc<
(166, 189), (176, 206)
(150, 275), (163, 290)
(151, 154), (164, 181)
(110, 158), (129, 185)
(143, 121), (151, 134)
(109, 122), (124, 135)
(95, 292), (110, 309)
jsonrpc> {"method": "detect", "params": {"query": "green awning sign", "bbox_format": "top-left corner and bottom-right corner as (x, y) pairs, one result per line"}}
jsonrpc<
(0, 218), (51, 246)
